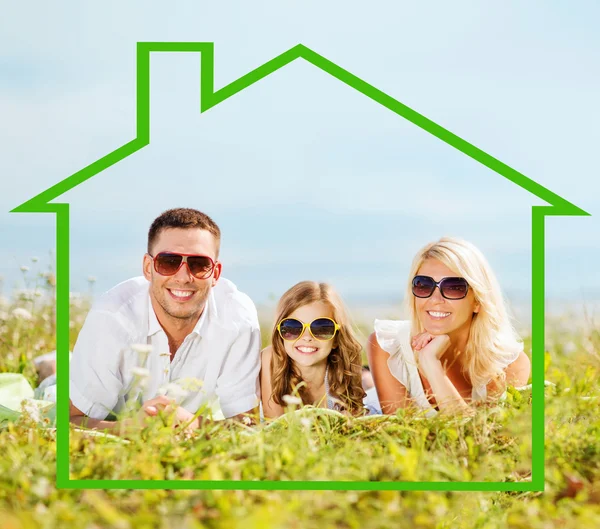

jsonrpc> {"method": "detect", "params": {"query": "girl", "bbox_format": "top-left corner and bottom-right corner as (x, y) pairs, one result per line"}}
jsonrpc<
(367, 237), (531, 416)
(261, 281), (366, 418)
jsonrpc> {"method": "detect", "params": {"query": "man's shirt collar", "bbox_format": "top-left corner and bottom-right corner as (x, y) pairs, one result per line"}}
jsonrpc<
(147, 289), (214, 338)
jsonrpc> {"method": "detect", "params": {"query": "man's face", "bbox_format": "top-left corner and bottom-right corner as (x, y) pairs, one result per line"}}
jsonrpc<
(143, 228), (222, 324)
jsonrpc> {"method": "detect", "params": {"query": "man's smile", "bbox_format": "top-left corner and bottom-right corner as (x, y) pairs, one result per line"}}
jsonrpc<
(167, 288), (196, 301)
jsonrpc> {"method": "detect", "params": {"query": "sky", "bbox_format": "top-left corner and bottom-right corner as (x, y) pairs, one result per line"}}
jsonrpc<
(1, 1), (599, 321)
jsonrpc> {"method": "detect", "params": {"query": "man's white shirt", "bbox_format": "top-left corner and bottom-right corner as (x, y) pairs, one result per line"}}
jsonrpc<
(70, 276), (261, 420)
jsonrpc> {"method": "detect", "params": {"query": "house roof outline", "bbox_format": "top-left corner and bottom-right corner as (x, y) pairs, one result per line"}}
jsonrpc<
(10, 42), (590, 493)
(11, 42), (590, 216)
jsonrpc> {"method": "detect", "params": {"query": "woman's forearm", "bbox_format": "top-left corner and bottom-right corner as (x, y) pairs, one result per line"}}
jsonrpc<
(420, 359), (473, 415)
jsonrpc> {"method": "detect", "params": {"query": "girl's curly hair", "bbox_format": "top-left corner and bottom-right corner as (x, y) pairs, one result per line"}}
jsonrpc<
(269, 281), (366, 416)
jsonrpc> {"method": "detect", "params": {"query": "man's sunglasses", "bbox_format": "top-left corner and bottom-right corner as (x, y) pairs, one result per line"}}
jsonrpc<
(412, 275), (470, 300)
(277, 317), (340, 342)
(149, 252), (216, 279)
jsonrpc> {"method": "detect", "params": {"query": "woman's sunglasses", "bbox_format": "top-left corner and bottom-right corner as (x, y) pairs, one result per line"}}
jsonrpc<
(277, 317), (340, 342)
(149, 252), (216, 279)
(412, 275), (470, 300)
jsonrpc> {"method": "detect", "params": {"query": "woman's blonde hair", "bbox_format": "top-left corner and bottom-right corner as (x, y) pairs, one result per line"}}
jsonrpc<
(270, 281), (366, 415)
(404, 237), (523, 390)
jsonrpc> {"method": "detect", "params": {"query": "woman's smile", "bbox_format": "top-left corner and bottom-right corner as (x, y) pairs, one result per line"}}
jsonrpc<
(426, 310), (451, 320)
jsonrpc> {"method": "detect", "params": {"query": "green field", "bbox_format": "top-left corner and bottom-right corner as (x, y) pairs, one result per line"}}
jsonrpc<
(1, 277), (599, 528)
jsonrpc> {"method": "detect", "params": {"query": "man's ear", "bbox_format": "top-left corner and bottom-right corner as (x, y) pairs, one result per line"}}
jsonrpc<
(143, 254), (153, 281)
(211, 262), (222, 286)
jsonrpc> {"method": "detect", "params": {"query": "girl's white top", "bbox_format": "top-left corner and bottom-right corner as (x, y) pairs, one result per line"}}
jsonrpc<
(373, 319), (521, 417)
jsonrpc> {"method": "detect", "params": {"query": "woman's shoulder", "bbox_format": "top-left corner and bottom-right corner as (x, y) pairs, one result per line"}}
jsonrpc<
(374, 319), (411, 334)
(373, 319), (412, 356)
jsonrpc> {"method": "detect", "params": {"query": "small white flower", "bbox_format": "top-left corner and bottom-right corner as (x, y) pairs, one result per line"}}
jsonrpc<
(131, 344), (153, 355)
(31, 477), (50, 499)
(174, 377), (204, 392)
(158, 382), (189, 401)
(131, 367), (150, 378)
(87, 276), (97, 283)
(21, 400), (42, 423)
(16, 289), (35, 301)
(300, 418), (312, 428)
(12, 307), (33, 321)
(282, 394), (302, 406)
(31, 256), (39, 263)
(0, 311), (9, 321)
(20, 265), (30, 272)
(242, 416), (253, 426)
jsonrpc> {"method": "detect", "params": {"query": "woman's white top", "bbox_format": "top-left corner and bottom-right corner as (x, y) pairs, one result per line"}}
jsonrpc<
(373, 319), (521, 417)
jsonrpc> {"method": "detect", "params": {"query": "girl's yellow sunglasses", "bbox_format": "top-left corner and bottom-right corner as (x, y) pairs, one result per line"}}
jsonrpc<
(277, 317), (340, 342)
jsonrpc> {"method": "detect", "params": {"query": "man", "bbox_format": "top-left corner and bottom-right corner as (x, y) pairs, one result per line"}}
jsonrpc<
(69, 208), (261, 432)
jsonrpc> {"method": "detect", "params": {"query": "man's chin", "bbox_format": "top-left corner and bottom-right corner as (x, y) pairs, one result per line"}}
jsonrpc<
(165, 305), (202, 320)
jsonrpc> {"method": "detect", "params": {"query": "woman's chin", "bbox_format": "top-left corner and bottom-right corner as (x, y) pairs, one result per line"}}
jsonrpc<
(421, 322), (450, 335)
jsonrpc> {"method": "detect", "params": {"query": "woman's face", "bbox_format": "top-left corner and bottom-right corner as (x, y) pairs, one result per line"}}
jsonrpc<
(280, 301), (337, 369)
(413, 258), (479, 338)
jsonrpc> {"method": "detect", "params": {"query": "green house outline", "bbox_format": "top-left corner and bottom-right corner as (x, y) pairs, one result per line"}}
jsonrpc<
(11, 42), (590, 492)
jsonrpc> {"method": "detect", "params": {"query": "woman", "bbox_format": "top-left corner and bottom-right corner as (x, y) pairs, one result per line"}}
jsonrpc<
(261, 281), (366, 418)
(367, 237), (530, 415)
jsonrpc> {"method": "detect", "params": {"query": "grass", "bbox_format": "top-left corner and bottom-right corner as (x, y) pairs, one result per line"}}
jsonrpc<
(0, 267), (599, 528)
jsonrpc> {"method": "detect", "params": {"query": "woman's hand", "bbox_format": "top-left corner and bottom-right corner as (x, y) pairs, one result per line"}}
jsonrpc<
(410, 333), (473, 416)
(411, 332), (451, 372)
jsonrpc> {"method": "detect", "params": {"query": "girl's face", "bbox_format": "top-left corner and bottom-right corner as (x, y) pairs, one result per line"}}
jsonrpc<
(414, 258), (479, 338)
(281, 301), (337, 369)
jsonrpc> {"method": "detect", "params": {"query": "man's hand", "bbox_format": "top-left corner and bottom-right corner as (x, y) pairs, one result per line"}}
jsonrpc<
(232, 406), (260, 426)
(136, 395), (173, 426)
(138, 396), (201, 432)
(168, 405), (201, 432)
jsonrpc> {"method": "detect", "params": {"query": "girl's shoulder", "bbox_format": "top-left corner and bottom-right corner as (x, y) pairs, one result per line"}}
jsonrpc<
(373, 319), (412, 357)
(260, 345), (273, 362)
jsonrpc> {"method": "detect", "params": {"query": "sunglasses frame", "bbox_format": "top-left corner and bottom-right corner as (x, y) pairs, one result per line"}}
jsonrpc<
(412, 275), (470, 300)
(277, 317), (341, 342)
(149, 252), (217, 279)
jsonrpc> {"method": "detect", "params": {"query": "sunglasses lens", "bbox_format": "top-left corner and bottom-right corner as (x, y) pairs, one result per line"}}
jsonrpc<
(310, 318), (337, 341)
(187, 256), (214, 278)
(412, 276), (435, 298)
(440, 278), (469, 299)
(279, 319), (303, 341)
(155, 253), (183, 275)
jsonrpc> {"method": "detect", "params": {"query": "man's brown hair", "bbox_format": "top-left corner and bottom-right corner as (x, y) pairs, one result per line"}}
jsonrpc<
(147, 208), (221, 256)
